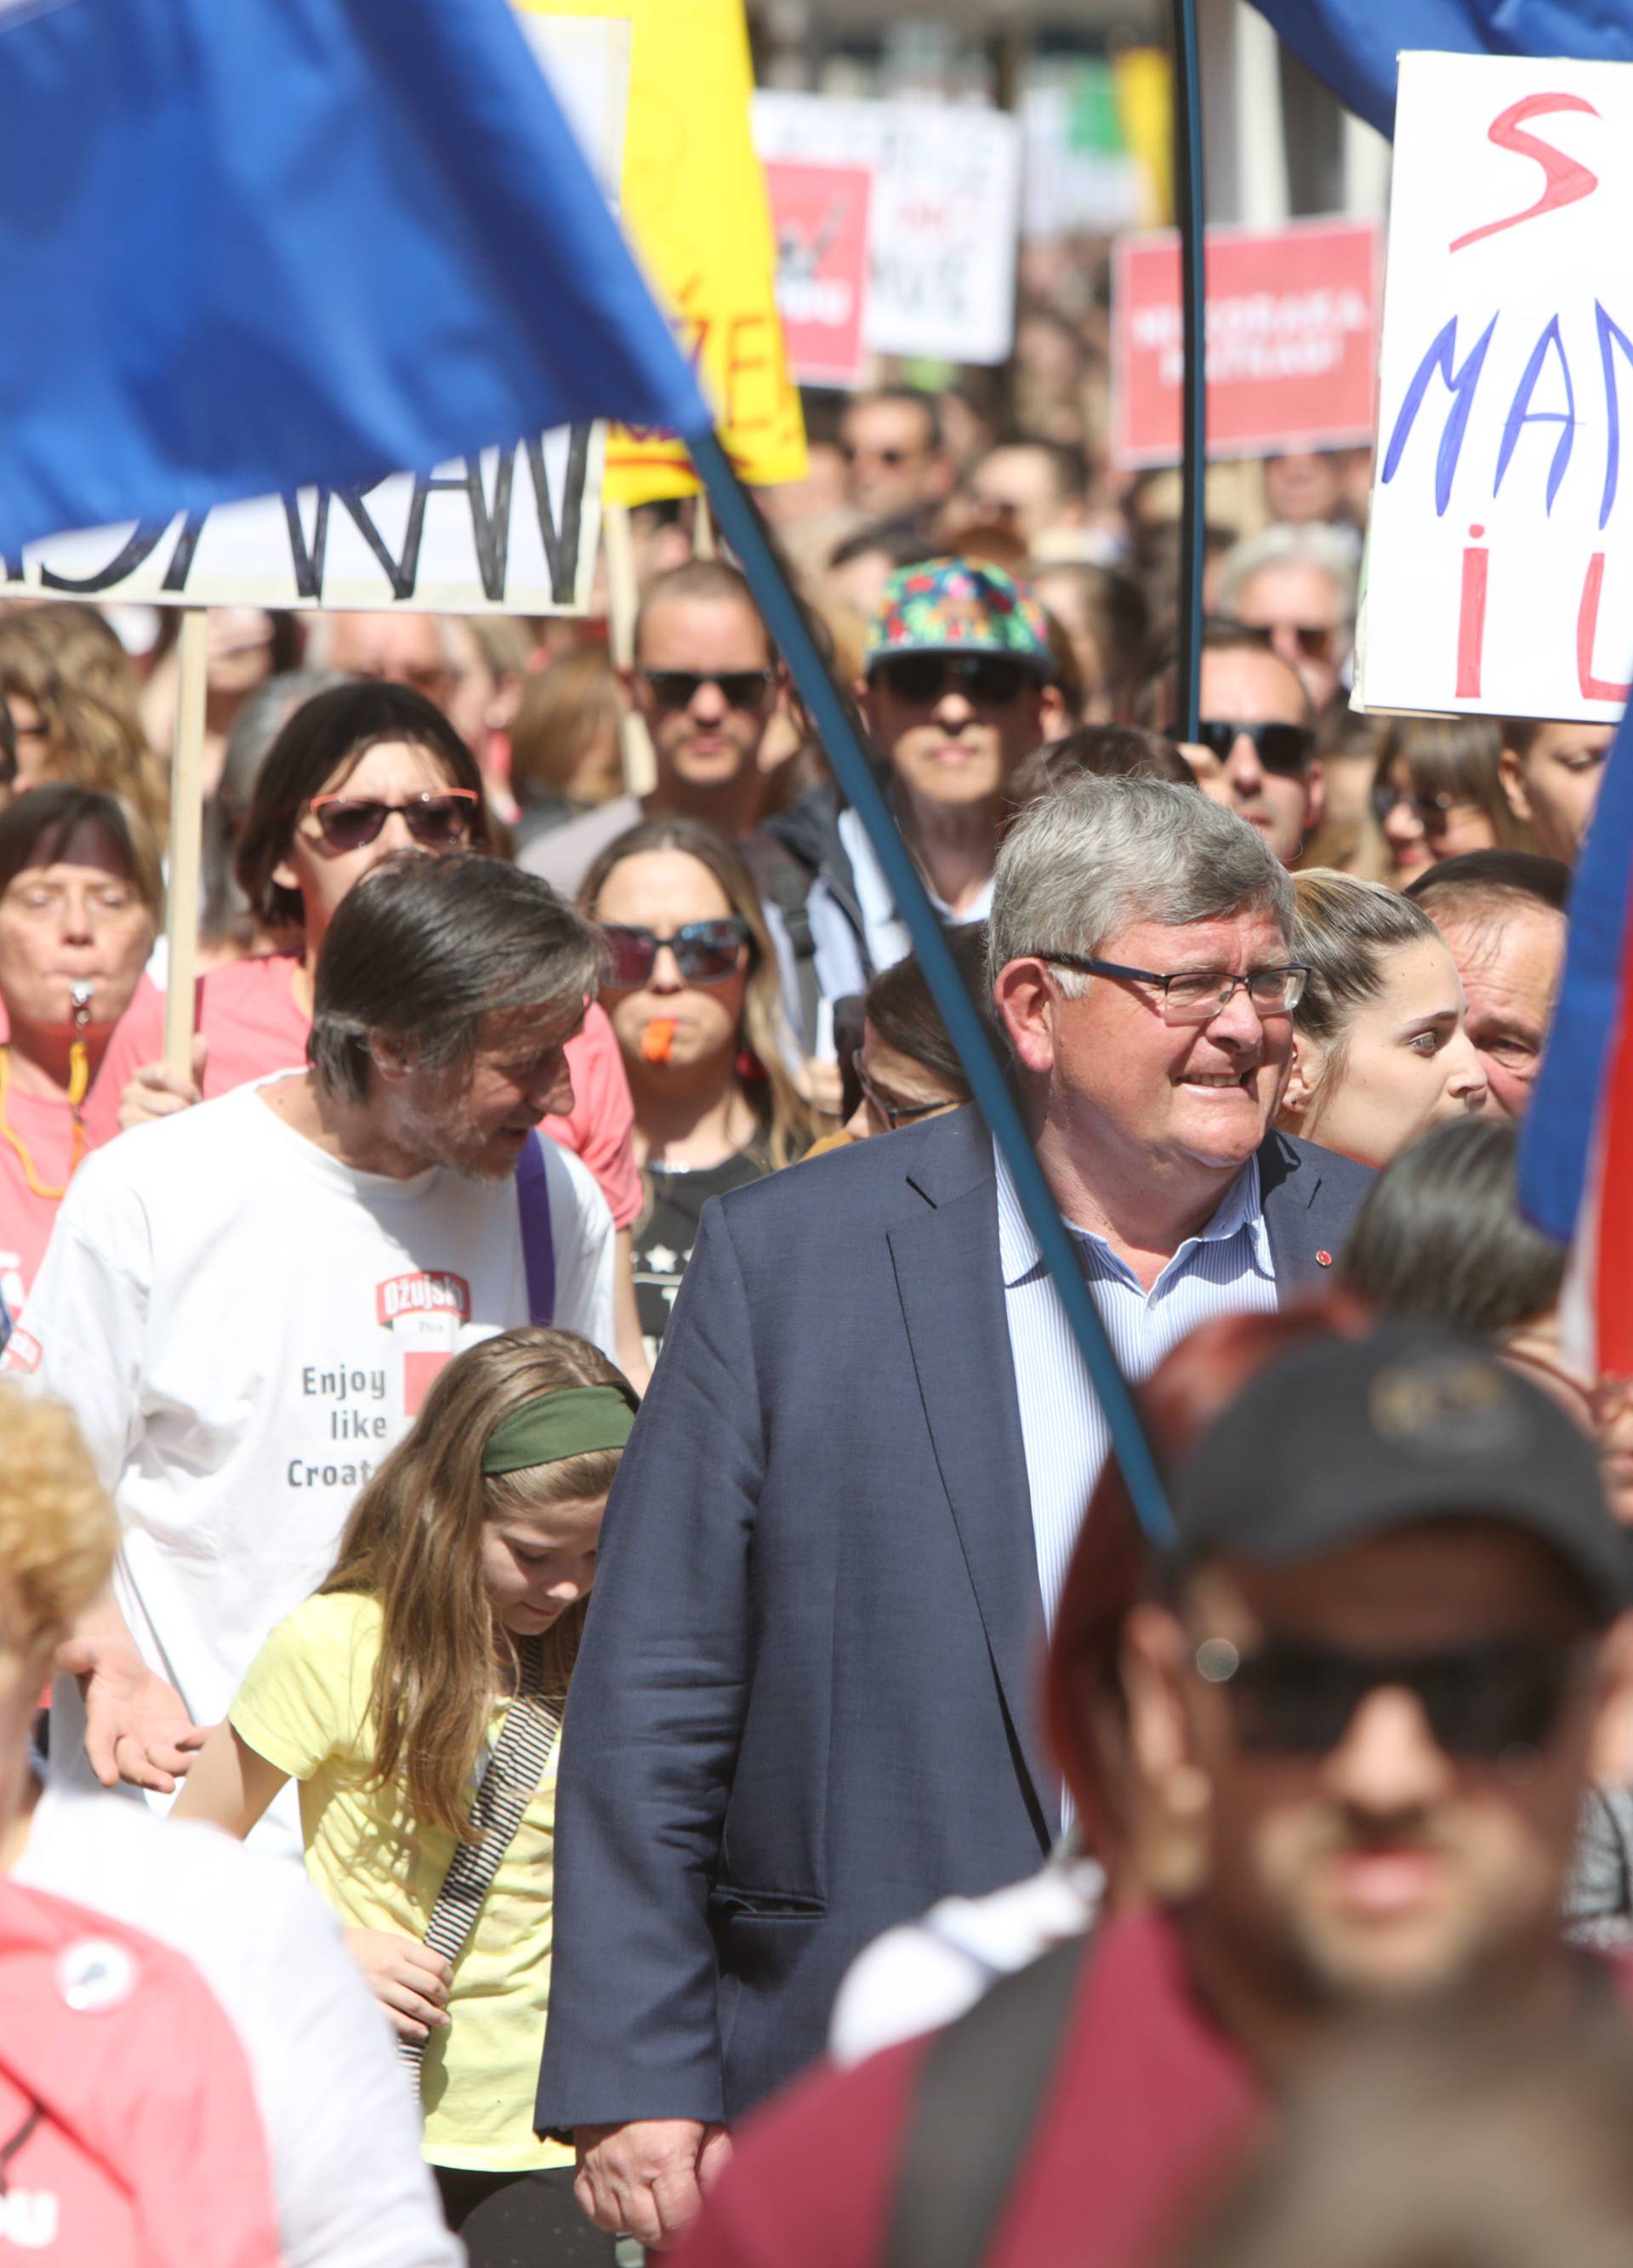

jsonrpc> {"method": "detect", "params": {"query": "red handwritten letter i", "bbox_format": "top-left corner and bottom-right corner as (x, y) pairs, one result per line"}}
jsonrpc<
(1455, 526), (1488, 699)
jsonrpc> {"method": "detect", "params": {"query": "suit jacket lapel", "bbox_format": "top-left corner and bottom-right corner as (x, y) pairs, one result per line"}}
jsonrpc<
(887, 1125), (1056, 1843)
(1260, 1130), (1349, 1295)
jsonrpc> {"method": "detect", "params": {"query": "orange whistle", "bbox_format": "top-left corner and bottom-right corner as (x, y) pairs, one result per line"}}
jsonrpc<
(641, 1017), (677, 1064)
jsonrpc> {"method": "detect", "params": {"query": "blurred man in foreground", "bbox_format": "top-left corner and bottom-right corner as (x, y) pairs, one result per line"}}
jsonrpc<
(672, 1327), (1633, 2268)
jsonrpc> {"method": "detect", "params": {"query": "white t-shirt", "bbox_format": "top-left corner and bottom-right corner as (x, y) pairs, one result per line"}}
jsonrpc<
(7, 1080), (615, 1827)
(16, 1779), (459, 2268)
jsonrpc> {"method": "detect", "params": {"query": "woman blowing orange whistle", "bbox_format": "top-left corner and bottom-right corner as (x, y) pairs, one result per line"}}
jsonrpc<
(580, 819), (814, 1364)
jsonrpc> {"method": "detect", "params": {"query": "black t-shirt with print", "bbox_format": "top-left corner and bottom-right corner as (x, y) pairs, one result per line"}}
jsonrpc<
(633, 1148), (771, 1364)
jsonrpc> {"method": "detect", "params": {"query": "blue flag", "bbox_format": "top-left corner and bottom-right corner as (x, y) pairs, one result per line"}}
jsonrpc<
(1249, 0), (1633, 138)
(0, 0), (708, 553)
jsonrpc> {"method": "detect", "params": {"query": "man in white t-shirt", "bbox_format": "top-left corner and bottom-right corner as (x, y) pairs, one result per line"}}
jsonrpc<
(9, 852), (616, 1811)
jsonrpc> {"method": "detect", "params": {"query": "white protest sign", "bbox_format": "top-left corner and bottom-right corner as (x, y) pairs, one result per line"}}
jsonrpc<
(752, 91), (1021, 368)
(1357, 51), (1633, 723)
(6, 14), (630, 618)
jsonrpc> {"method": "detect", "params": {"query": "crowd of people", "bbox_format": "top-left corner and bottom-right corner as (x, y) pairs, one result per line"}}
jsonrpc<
(0, 354), (1626, 2268)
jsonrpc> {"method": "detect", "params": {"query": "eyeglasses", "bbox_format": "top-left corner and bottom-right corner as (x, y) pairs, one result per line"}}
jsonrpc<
(1196, 1633), (1595, 1760)
(601, 918), (750, 987)
(305, 789), (480, 852)
(871, 652), (1033, 708)
(851, 1054), (953, 1131)
(1373, 780), (1477, 829)
(636, 668), (778, 712)
(1195, 720), (1317, 774)
(1040, 954), (1308, 1024)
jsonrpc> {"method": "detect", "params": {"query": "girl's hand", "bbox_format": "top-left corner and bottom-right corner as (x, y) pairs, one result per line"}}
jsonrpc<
(344, 1929), (453, 2042)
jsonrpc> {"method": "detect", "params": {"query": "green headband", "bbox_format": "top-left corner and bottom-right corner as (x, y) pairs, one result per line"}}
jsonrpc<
(482, 1384), (638, 1476)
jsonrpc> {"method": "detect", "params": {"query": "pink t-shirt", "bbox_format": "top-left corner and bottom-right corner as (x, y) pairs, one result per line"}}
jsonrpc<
(84, 953), (642, 1228)
(0, 1086), (82, 1320)
(0, 1876), (281, 2268)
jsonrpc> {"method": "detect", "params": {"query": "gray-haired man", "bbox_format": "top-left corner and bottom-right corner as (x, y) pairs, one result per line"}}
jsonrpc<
(9, 852), (614, 1829)
(539, 777), (1374, 2253)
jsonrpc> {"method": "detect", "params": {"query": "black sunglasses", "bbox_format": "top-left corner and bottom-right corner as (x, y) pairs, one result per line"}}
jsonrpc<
(872, 652), (1033, 707)
(1198, 1633), (1595, 1761)
(1195, 719), (1316, 775)
(1372, 780), (1472, 829)
(601, 918), (750, 988)
(636, 668), (777, 713)
(306, 789), (479, 852)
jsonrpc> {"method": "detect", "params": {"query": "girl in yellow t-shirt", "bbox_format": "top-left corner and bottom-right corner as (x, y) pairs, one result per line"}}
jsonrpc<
(175, 1325), (635, 2266)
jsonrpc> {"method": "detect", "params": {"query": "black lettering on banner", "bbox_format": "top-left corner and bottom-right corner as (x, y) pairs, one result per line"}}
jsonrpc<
(38, 521), (173, 594)
(282, 490), (333, 601)
(526, 423), (592, 604)
(396, 453), (516, 603)
(330, 482), (418, 601)
(159, 512), (208, 593)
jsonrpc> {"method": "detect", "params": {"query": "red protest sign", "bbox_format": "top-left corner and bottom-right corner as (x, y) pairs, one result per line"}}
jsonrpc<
(764, 158), (872, 389)
(1111, 217), (1381, 470)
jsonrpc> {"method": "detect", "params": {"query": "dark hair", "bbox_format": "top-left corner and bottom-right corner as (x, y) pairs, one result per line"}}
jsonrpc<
(1135, 613), (1310, 730)
(1340, 1120), (1566, 1334)
(205, 669), (353, 954)
(1406, 847), (1572, 922)
(1027, 561), (1151, 711)
(862, 923), (999, 1101)
(234, 681), (491, 932)
(0, 782), (163, 923)
(846, 385), (944, 455)
(633, 559), (772, 667)
(981, 433), (1091, 499)
(827, 517), (936, 575)
(1005, 725), (1195, 829)
(1377, 715), (1528, 852)
(309, 852), (604, 1103)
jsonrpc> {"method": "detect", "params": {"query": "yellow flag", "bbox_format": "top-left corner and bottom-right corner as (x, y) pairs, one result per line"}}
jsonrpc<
(515, 0), (807, 503)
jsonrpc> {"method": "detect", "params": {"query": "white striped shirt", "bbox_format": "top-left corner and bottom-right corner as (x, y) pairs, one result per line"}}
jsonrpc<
(994, 1141), (1278, 1625)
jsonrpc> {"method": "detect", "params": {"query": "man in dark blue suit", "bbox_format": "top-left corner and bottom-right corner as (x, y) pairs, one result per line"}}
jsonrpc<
(541, 778), (1374, 2250)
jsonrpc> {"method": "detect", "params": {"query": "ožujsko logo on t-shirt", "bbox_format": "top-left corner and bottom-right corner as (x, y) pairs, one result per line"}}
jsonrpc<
(376, 1271), (471, 1415)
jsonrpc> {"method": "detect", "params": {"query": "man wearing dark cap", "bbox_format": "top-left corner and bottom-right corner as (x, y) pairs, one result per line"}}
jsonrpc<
(669, 1325), (1633, 2268)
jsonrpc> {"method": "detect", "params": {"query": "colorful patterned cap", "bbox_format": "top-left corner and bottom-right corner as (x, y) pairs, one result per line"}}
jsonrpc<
(863, 557), (1053, 679)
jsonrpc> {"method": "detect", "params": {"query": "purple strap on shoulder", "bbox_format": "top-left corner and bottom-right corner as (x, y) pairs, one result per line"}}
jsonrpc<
(515, 1137), (557, 1325)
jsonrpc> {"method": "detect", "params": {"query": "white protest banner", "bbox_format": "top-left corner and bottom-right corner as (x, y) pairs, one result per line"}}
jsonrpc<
(752, 91), (1021, 368)
(1357, 51), (1633, 723)
(6, 14), (630, 617)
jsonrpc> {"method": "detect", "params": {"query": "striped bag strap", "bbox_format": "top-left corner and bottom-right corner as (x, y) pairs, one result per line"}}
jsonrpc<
(397, 1632), (566, 2078)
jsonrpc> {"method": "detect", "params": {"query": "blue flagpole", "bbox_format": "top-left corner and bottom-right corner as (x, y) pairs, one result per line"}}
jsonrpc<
(1173, 0), (1208, 741)
(690, 429), (1176, 1550)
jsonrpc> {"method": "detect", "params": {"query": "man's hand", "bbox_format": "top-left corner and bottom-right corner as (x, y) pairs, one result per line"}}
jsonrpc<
(118, 1035), (208, 1132)
(344, 1930), (452, 2042)
(54, 1633), (208, 1792)
(574, 2119), (732, 2252)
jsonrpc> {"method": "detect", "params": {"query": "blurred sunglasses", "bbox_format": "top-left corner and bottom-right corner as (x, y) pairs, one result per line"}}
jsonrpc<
(636, 668), (777, 712)
(1195, 719), (1316, 774)
(602, 918), (750, 987)
(872, 652), (1032, 707)
(306, 789), (479, 852)
(1198, 1633), (1593, 1759)
(1372, 780), (1475, 829)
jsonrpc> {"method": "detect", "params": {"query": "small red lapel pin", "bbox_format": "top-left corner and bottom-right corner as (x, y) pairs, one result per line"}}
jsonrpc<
(1316, 1250), (1334, 1268)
